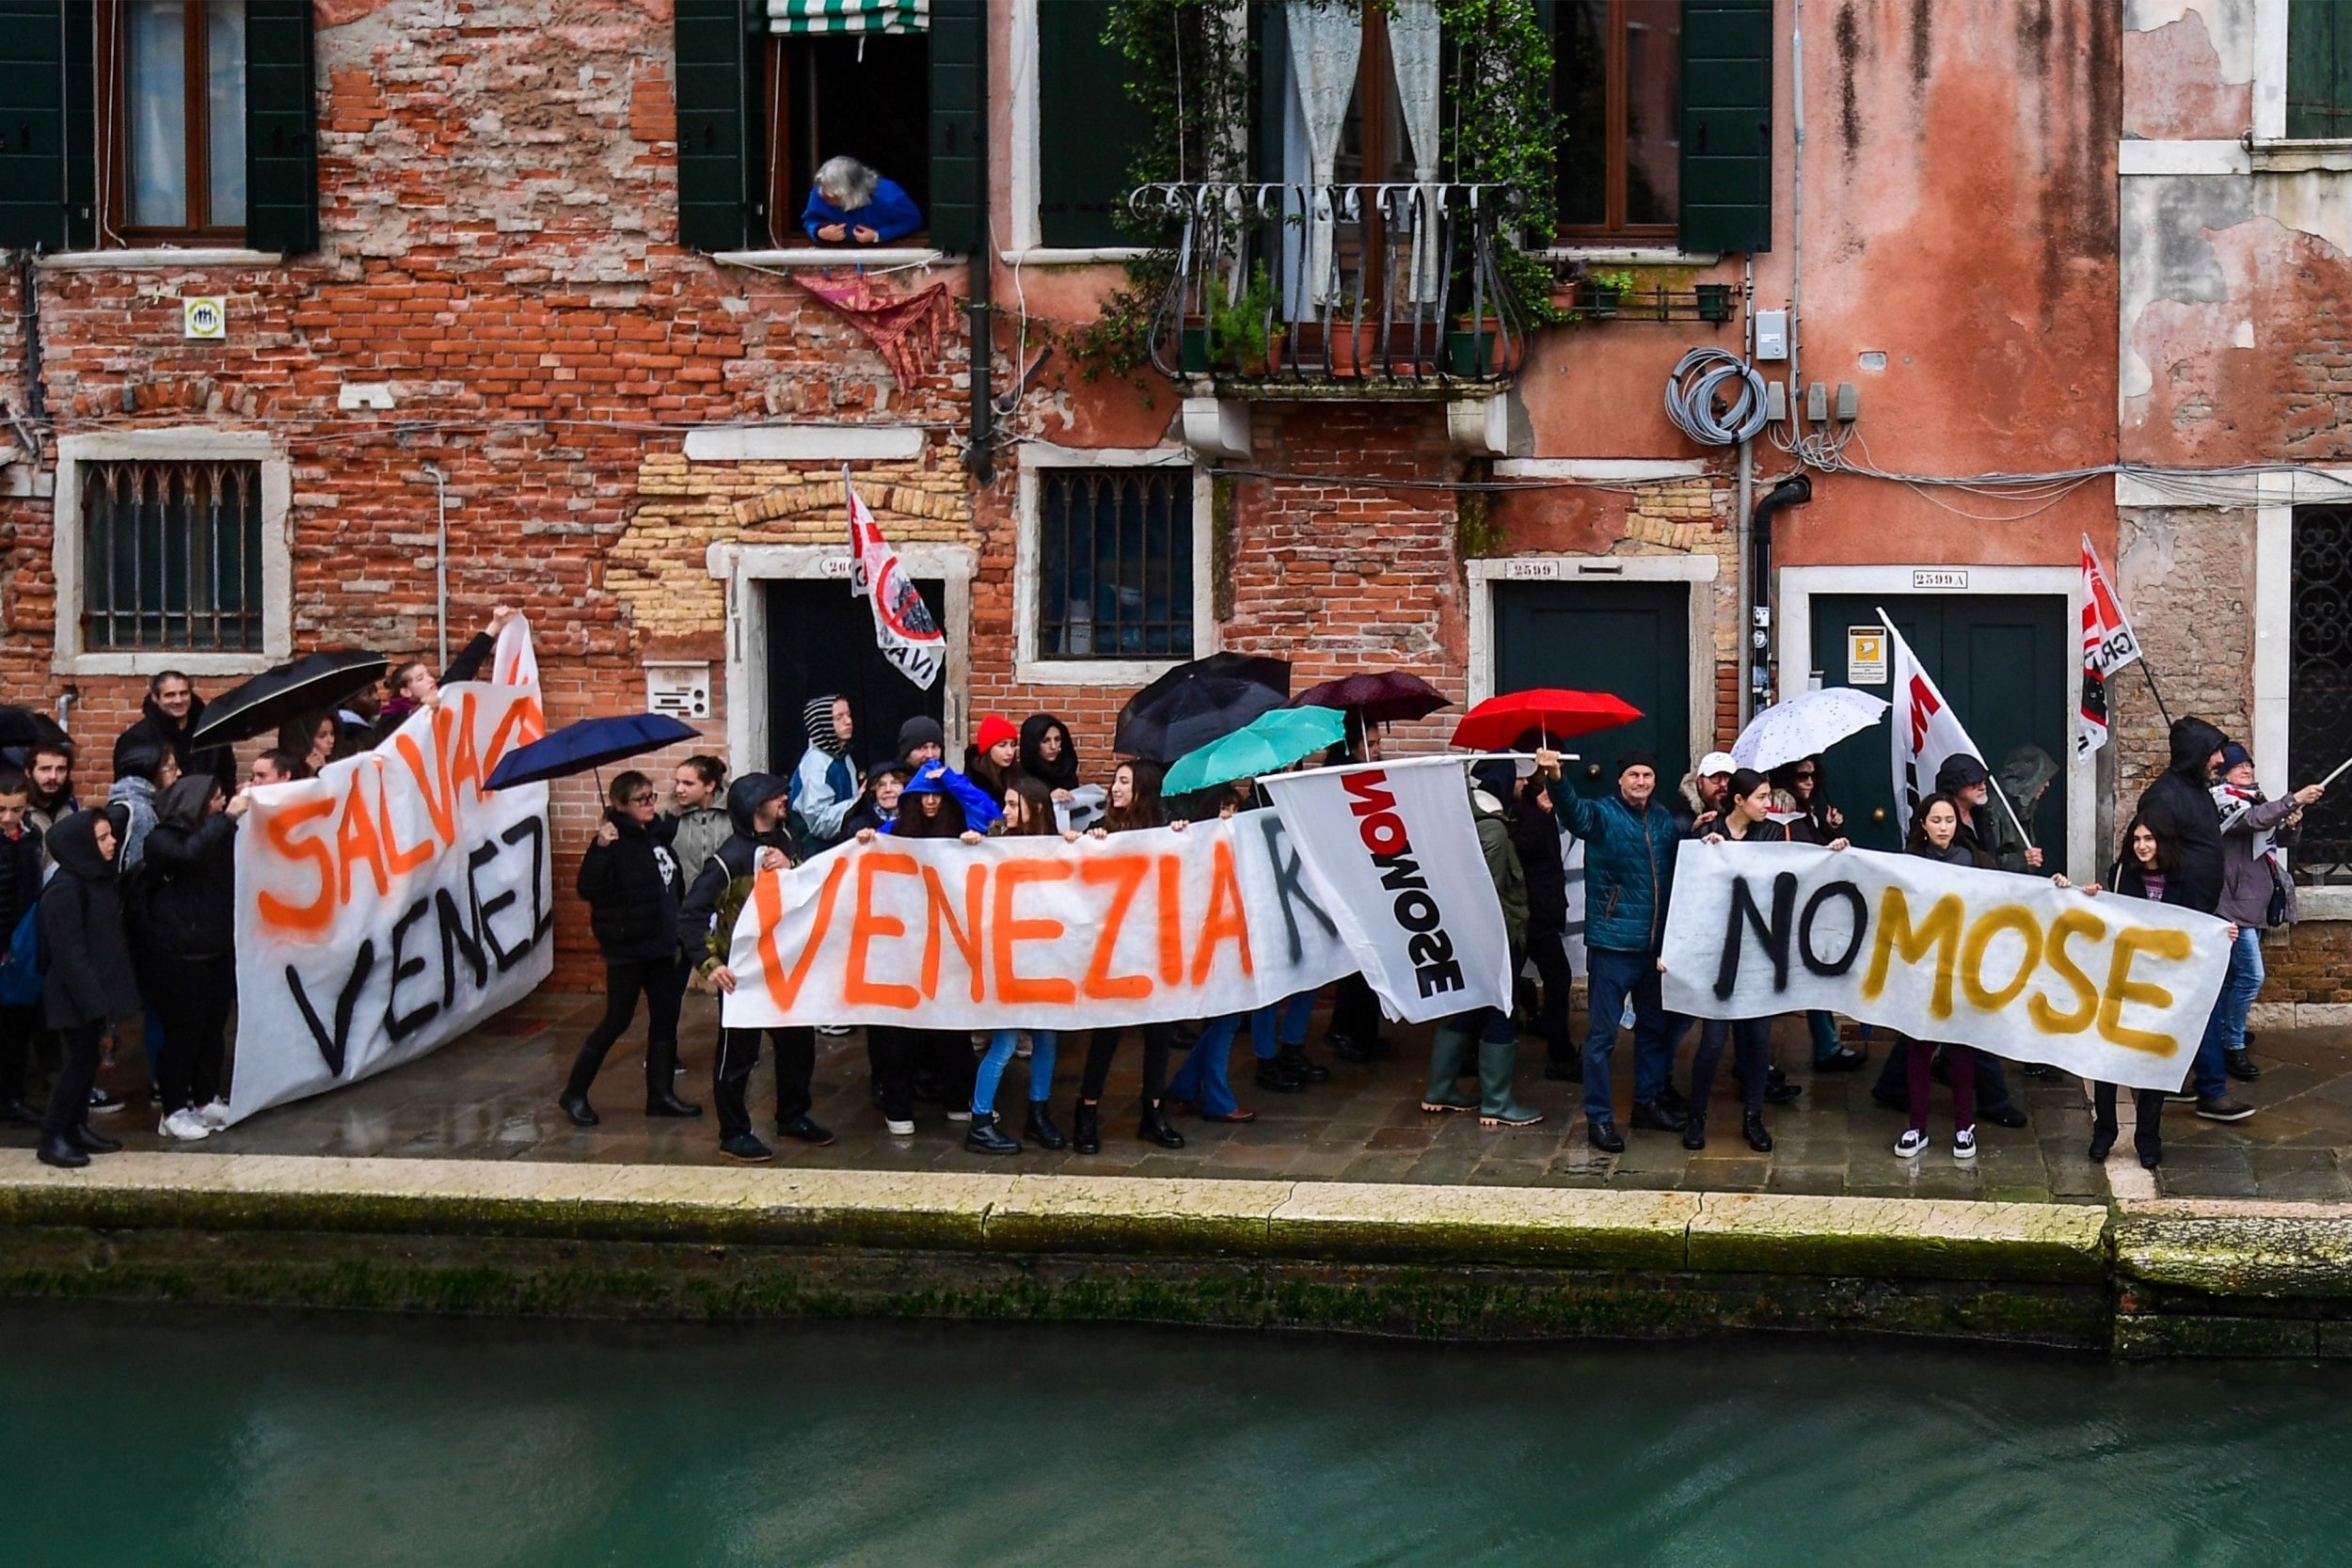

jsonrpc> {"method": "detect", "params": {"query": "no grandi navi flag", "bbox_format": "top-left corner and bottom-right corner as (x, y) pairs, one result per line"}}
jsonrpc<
(2078, 535), (2143, 759)
(847, 471), (946, 690)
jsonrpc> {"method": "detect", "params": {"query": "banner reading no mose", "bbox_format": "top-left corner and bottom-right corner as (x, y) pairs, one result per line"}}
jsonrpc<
(226, 621), (553, 1124)
(1660, 843), (2232, 1092)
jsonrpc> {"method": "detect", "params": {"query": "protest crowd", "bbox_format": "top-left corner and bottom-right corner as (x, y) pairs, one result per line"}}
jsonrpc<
(0, 610), (2314, 1178)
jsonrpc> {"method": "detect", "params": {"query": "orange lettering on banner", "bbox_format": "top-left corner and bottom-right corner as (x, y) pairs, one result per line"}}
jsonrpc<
(922, 863), (987, 1003)
(1190, 839), (1253, 985)
(256, 796), (338, 934)
(845, 852), (921, 1009)
(2028, 909), (2106, 1034)
(757, 856), (850, 1010)
(396, 708), (458, 847)
(2097, 926), (2193, 1055)
(377, 763), (437, 876)
(448, 693), (484, 800)
(482, 694), (546, 789)
(994, 860), (1077, 1005)
(1155, 854), (1184, 984)
(334, 771), (392, 902)
(1078, 855), (1153, 1001)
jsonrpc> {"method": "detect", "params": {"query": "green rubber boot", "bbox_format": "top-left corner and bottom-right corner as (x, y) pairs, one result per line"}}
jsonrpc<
(1421, 1026), (1478, 1113)
(1478, 1037), (1544, 1127)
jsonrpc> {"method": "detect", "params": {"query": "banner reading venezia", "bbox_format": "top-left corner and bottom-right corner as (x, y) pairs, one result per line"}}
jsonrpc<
(1660, 842), (2232, 1092)
(225, 620), (552, 1124)
(721, 812), (1360, 1032)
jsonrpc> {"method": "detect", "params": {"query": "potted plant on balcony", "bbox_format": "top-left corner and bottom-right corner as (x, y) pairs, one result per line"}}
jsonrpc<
(1207, 261), (1284, 376)
(1583, 267), (1635, 319)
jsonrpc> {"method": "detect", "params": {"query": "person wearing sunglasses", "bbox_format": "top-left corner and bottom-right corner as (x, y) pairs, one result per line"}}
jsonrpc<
(1772, 755), (1864, 1072)
(560, 770), (703, 1127)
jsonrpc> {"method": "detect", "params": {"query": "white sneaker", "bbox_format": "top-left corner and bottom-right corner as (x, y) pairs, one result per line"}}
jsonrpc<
(946, 1108), (973, 1123)
(884, 1117), (915, 1136)
(816, 1024), (854, 1037)
(196, 1099), (231, 1129)
(158, 1108), (213, 1141)
(1953, 1125), (1978, 1162)
(1894, 1129), (1930, 1160)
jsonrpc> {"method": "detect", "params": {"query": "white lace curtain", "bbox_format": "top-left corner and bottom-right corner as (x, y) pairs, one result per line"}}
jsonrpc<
(1283, 1), (1445, 306)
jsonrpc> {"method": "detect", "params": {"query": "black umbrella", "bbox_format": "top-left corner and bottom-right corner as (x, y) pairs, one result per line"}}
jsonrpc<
(187, 648), (391, 749)
(0, 705), (69, 751)
(1115, 651), (1292, 763)
(485, 713), (701, 791)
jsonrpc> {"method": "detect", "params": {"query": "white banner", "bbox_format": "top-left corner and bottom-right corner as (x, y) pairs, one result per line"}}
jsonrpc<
(1886, 613), (1984, 838)
(226, 620), (553, 1123)
(1660, 842), (2231, 1092)
(1260, 756), (1514, 1024)
(720, 810), (1354, 1030)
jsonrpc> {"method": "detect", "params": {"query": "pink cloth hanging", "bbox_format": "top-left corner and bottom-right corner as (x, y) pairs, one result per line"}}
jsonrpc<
(792, 271), (954, 388)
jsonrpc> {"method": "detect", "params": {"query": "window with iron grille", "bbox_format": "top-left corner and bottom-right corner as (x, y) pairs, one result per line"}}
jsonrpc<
(79, 458), (264, 651)
(1036, 467), (1195, 661)
(2290, 505), (2352, 883)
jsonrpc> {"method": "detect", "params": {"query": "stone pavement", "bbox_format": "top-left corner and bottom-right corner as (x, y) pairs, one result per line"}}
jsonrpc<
(12, 990), (2345, 1204)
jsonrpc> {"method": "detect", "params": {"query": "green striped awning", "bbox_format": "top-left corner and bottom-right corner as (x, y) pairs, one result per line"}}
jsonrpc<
(768, 0), (929, 33)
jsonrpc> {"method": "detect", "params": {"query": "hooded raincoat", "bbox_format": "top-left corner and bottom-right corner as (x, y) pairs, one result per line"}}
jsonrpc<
(39, 808), (140, 1031)
(2135, 718), (2230, 914)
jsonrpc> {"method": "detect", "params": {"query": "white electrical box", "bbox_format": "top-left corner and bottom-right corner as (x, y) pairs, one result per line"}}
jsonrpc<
(645, 663), (712, 721)
(1753, 309), (1788, 360)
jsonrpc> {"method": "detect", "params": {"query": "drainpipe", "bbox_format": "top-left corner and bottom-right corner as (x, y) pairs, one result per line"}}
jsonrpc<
(1788, 0), (1806, 446)
(1750, 475), (1811, 709)
(1736, 258), (1756, 727)
(961, 0), (994, 483)
(424, 463), (449, 670)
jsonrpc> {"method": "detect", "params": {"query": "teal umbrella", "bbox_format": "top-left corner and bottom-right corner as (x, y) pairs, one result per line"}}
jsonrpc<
(1163, 705), (1347, 796)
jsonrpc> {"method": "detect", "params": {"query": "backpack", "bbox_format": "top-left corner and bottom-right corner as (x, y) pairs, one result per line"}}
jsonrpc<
(0, 903), (44, 1008)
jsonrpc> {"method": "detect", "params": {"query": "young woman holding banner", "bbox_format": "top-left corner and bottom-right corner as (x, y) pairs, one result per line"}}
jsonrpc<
(1073, 761), (1186, 1155)
(966, 778), (1078, 1154)
(1688, 769), (1850, 1152)
(1892, 795), (1986, 1161)
(2085, 816), (2185, 1169)
(869, 764), (989, 1132)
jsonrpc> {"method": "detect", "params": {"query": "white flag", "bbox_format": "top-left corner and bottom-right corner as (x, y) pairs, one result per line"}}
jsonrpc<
(1883, 610), (1986, 838)
(1260, 756), (1515, 1024)
(847, 473), (946, 690)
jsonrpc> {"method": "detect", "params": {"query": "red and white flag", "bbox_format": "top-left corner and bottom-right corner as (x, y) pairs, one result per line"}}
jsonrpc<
(847, 472), (946, 691)
(2077, 535), (2142, 759)
(1883, 610), (1986, 837)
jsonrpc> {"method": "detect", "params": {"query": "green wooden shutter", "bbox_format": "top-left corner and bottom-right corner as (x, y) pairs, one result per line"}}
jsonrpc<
(1680, 0), (1772, 255)
(1038, 0), (1148, 246)
(1252, 0), (1288, 184)
(246, 0), (318, 254)
(928, 0), (980, 253)
(676, 0), (756, 251)
(2288, 0), (2352, 138)
(0, 0), (91, 250)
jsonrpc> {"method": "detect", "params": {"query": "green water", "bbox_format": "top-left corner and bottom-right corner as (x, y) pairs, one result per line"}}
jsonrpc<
(6, 1305), (2345, 1566)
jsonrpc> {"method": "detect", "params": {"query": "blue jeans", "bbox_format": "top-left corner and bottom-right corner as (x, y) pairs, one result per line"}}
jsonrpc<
(974, 1030), (1057, 1118)
(1168, 1014), (1246, 1117)
(1250, 991), (1315, 1056)
(1582, 946), (1677, 1123)
(2194, 927), (2265, 1099)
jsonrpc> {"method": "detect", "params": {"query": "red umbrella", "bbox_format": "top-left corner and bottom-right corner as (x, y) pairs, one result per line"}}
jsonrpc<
(1291, 670), (1451, 725)
(1450, 689), (1644, 751)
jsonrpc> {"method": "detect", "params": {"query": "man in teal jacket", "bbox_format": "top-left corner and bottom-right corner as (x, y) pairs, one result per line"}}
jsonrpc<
(1556, 750), (1684, 1152)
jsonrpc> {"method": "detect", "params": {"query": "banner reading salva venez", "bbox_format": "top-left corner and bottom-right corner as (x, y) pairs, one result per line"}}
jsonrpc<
(226, 619), (553, 1124)
(721, 759), (1511, 1031)
(1661, 842), (2232, 1092)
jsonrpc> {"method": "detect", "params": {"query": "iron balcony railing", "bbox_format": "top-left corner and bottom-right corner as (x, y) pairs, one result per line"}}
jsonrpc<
(1134, 182), (1529, 389)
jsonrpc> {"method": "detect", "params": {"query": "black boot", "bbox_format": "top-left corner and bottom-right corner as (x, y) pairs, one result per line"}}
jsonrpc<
(2226, 1048), (2261, 1082)
(964, 1112), (1022, 1155)
(37, 1131), (87, 1169)
(1138, 1101), (1186, 1148)
(0, 1097), (38, 1125)
(558, 1090), (598, 1127)
(645, 1086), (702, 1117)
(1254, 1057), (1304, 1093)
(69, 1122), (121, 1154)
(1630, 1100), (1686, 1132)
(1327, 1032), (1375, 1065)
(1680, 1112), (1708, 1151)
(1072, 1101), (1102, 1155)
(1024, 1100), (1067, 1149)
(1278, 1048), (1330, 1084)
(1742, 1109), (1773, 1152)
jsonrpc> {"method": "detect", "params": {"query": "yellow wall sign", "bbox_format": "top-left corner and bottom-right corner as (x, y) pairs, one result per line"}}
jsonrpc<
(1847, 626), (1887, 685)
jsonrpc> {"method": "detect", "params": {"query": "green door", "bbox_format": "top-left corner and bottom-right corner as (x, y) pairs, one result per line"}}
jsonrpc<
(1494, 580), (1690, 800)
(1805, 594), (2069, 854)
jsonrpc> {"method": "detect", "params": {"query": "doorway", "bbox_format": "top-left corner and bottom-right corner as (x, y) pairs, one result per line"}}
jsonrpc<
(1805, 594), (2070, 855)
(764, 578), (946, 777)
(1494, 579), (1691, 802)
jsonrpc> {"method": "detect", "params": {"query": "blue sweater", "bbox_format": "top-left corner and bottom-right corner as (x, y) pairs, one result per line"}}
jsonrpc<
(801, 178), (924, 244)
(1556, 788), (1681, 955)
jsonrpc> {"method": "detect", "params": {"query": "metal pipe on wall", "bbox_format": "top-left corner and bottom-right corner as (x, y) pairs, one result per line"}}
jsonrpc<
(425, 463), (448, 671)
(962, 0), (994, 483)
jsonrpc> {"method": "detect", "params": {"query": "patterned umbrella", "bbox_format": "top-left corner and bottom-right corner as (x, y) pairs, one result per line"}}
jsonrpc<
(1732, 687), (1891, 773)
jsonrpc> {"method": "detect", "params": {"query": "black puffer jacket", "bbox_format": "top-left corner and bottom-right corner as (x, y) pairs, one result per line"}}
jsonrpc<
(40, 807), (141, 1029)
(2134, 718), (2229, 915)
(1507, 791), (1567, 939)
(117, 692), (234, 797)
(679, 773), (798, 972)
(577, 809), (684, 963)
(131, 777), (238, 962)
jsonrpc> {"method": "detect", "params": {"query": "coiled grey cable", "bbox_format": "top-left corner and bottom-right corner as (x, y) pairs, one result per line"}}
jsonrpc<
(1664, 347), (1770, 446)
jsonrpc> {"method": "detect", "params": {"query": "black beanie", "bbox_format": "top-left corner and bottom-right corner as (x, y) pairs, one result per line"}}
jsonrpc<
(1614, 749), (1659, 779)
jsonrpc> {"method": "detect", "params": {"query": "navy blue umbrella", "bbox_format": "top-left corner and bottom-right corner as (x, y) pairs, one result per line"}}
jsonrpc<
(486, 712), (700, 791)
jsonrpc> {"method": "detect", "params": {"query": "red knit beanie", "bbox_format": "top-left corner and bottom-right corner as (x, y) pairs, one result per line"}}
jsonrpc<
(977, 714), (1019, 752)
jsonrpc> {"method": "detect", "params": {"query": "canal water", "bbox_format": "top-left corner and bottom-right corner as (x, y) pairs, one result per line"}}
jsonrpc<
(6, 1303), (2344, 1566)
